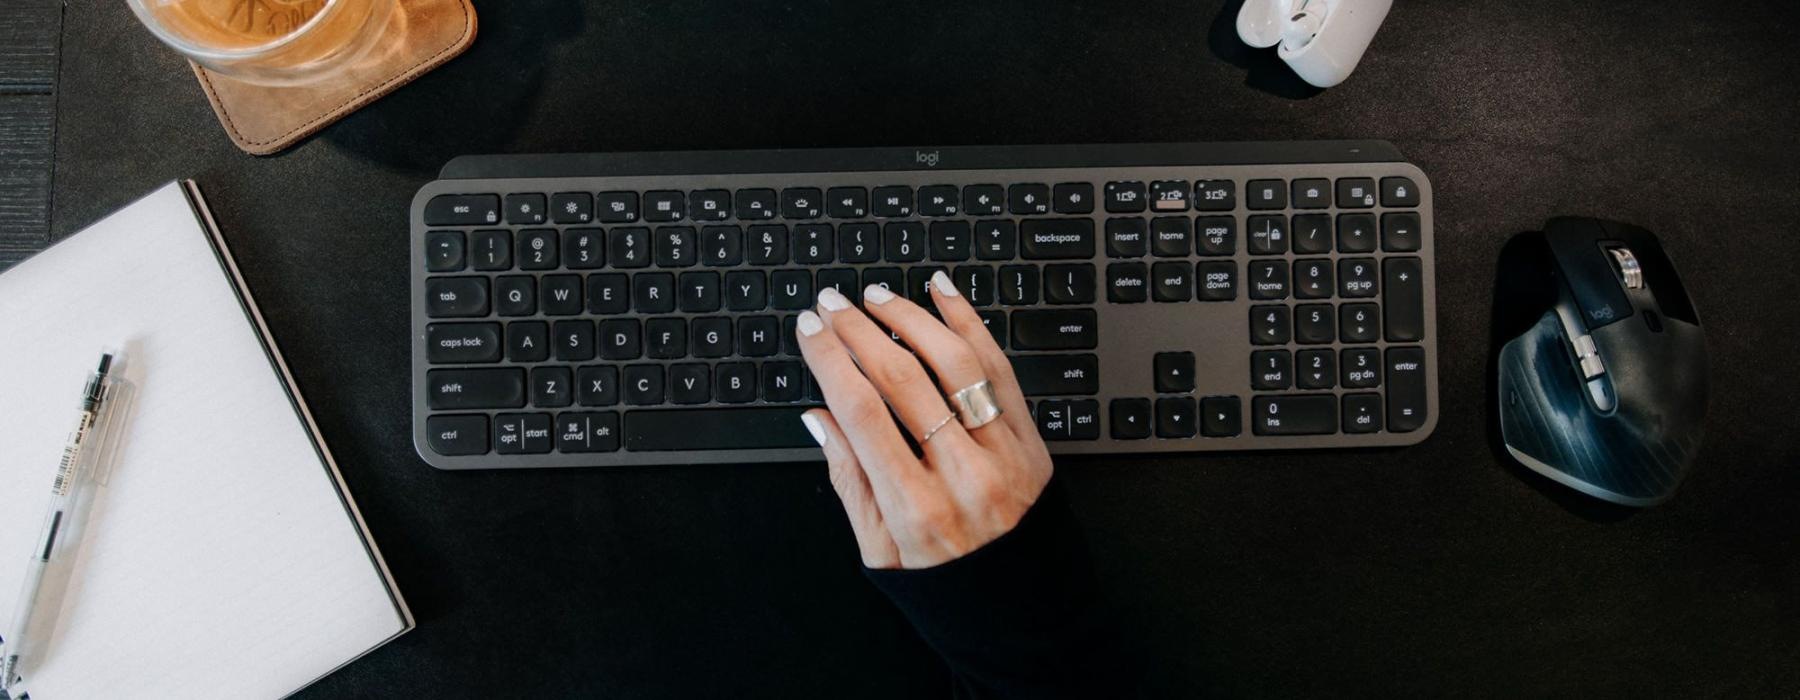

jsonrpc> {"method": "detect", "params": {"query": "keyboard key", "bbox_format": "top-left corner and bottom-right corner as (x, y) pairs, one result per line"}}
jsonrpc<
(838, 223), (880, 263)
(1151, 217), (1192, 257)
(557, 412), (621, 452)
(963, 221), (1011, 262)
(690, 190), (731, 221)
(1111, 399), (1153, 439)
(1336, 177), (1377, 208)
(1157, 397), (1198, 437)
(1251, 395), (1338, 435)
(1201, 396), (1241, 437)
(692, 317), (733, 357)
(862, 268), (904, 300)
(1103, 181), (1147, 213)
(1009, 183), (1050, 215)
(669, 363), (711, 404)
(507, 322), (549, 362)
(929, 221), (971, 261)
(1251, 350), (1292, 390)
(1337, 214), (1377, 253)
(794, 224), (835, 264)
(872, 186), (914, 217)
(781, 188), (824, 219)
(493, 413), (553, 454)
(977, 309), (1007, 348)
(1036, 400), (1100, 440)
(655, 227), (697, 267)
(599, 319), (642, 359)
(1382, 212), (1422, 252)
(1106, 218), (1148, 257)
(623, 407), (817, 450)
(1152, 261), (1192, 302)
(762, 361), (805, 402)
(735, 189), (777, 219)
(551, 192), (594, 224)
(678, 271), (722, 313)
(1043, 264), (1095, 304)
(427, 323), (502, 363)
(553, 320), (595, 360)
(883, 222), (926, 262)
(1341, 348), (1381, 388)
(643, 190), (685, 222)
(1012, 309), (1098, 350)
(563, 228), (605, 269)
(587, 273), (628, 314)
(502, 192), (548, 223)
(1294, 259), (1333, 299)
(1297, 349), (1336, 390)
(1196, 261), (1237, 301)
(494, 276), (535, 316)
(918, 185), (960, 216)
(1150, 180), (1189, 212)
(532, 366), (574, 408)
(1294, 303), (1334, 344)
(1012, 354), (1100, 395)
(1380, 176), (1420, 207)
(954, 265), (997, 307)
(541, 275), (582, 315)
(1020, 219), (1096, 259)
(426, 231), (465, 272)
(1107, 263), (1148, 303)
(610, 227), (651, 268)
(597, 191), (639, 223)
(1154, 352), (1195, 393)
(469, 229), (512, 270)
(1246, 179), (1286, 210)
(998, 265), (1039, 305)
(1338, 258), (1378, 298)
(428, 368), (525, 410)
(827, 187), (869, 218)
(1250, 305), (1290, 345)
(1291, 179), (1330, 209)
(645, 318), (687, 359)
(724, 270), (768, 310)
(1386, 347), (1428, 432)
(1291, 214), (1332, 254)
(577, 365), (620, 406)
(634, 273), (676, 313)
(623, 364), (665, 405)
(1247, 215), (1288, 255)
(1194, 180), (1235, 211)
(426, 277), (489, 317)
(715, 363), (758, 403)
(1339, 304), (1381, 343)
(816, 268), (858, 300)
(1196, 216), (1236, 256)
(963, 184), (1005, 216)
(771, 270), (813, 310)
(747, 225), (790, 265)
(739, 316), (780, 356)
(426, 415), (489, 456)
(1384, 257), (1425, 342)
(1248, 260), (1289, 300)
(425, 194), (500, 226)
(1342, 394), (1382, 433)
(1053, 183), (1095, 214)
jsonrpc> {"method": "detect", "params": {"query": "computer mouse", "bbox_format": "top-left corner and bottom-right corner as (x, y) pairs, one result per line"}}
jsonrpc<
(1496, 218), (1707, 506)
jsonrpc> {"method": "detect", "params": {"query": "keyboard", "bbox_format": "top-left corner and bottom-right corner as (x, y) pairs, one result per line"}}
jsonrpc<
(410, 141), (1439, 469)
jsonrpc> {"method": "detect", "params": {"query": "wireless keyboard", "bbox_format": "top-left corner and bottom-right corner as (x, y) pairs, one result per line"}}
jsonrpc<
(411, 142), (1439, 469)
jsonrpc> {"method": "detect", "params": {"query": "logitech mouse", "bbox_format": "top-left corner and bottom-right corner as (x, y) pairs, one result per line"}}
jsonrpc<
(1496, 218), (1707, 506)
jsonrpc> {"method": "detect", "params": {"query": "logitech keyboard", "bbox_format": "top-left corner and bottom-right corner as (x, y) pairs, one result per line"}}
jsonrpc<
(410, 142), (1439, 469)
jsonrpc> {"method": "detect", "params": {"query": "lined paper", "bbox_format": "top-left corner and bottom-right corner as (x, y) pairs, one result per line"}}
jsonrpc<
(0, 183), (407, 698)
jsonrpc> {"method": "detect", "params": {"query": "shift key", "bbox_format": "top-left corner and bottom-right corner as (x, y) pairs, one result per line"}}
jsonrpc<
(1012, 354), (1100, 396)
(428, 368), (526, 409)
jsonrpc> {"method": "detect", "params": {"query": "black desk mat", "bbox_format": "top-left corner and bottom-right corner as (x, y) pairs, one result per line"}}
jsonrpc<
(50, 0), (1800, 696)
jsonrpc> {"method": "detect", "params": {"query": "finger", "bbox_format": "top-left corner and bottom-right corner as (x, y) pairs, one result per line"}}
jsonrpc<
(816, 287), (976, 459)
(859, 274), (1016, 451)
(804, 409), (900, 569)
(795, 310), (921, 507)
(929, 270), (1040, 444)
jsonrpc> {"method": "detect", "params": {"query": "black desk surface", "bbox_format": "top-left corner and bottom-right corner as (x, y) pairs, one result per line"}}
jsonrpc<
(51, 1), (1800, 696)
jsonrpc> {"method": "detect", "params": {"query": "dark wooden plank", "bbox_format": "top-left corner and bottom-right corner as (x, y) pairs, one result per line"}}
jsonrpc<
(0, 5), (61, 92)
(0, 94), (54, 267)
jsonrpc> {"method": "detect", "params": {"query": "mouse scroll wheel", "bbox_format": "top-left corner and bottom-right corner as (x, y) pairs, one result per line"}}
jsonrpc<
(1608, 247), (1644, 290)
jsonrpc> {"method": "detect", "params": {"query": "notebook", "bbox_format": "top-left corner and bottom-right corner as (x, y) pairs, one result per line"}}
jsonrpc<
(0, 182), (412, 698)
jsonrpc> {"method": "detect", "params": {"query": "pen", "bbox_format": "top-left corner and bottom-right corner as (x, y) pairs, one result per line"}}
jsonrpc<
(2, 353), (118, 695)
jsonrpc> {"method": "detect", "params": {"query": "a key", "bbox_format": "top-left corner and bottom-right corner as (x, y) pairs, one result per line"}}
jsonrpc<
(563, 228), (605, 269)
(1341, 347), (1381, 388)
(1150, 180), (1190, 212)
(623, 407), (817, 450)
(1336, 177), (1377, 208)
(425, 194), (500, 226)
(1111, 399), (1152, 439)
(1194, 180), (1235, 211)
(577, 365), (620, 406)
(1043, 264), (1096, 304)
(610, 227), (651, 269)
(1107, 263), (1149, 303)
(540, 275), (582, 315)
(1382, 212), (1422, 252)
(1196, 261), (1237, 301)
(1386, 347), (1428, 432)
(426, 415), (489, 456)
(974, 221), (1018, 260)
(1339, 303), (1381, 343)
(1104, 181), (1147, 213)
(1106, 218), (1148, 258)
(1011, 354), (1100, 395)
(1295, 304), (1335, 344)
(553, 320), (595, 361)
(1251, 305), (1291, 345)
(668, 363), (711, 404)
(655, 227), (697, 267)
(532, 366), (574, 408)
(1053, 183), (1095, 214)
(1011, 309), (1098, 350)
(622, 364), (665, 405)
(1337, 214), (1377, 253)
(426, 230), (465, 272)
(691, 317), (733, 357)
(645, 318), (687, 359)
(426, 277), (490, 317)
(1290, 179), (1330, 209)
(918, 185), (960, 217)
(1291, 214), (1332, 254)
(1155, 352), (1195, 393)
(506, 322), (549, 362)
(929, 221), (972, 261)
(883, 222), (926, 262)
(428, 368), (526, 410)
(492, 413), (554, 454)
(1380, 176), (1420, 207)
(643, 190), (685, 222)
(714, 363), (758, 403)
(781, 188), (824, 219)
(1020, 219), (1097, 259)
(1248, 260), (1290, 300)
(587, 273), (628, 314)
(556, 412), (621, 452)
(1246, 179), (1286, 210)
(427, 323), (503, 363)
(1251, 350), (1292, 390)
(1247, 215), (1288, 255)
(597, 191), (639, 223)
(827, 187), (870, 219)
(1157, 397), (1198, 437)
(1384, 257), (1425, 341)
(1297, 349), (1336, 390)
(963, 185), (1005, 216)
(735, 189), (777, 220)
(1338, 258), (1379, 298)
(794, 224), (835, 264)
(1201, 396), (1241, 437)
(690, 190), (731, 221)
(551, 192), (594, 224)
(1250, 394), (1339, 435)
(470, 230), (512, 270)
(1342, 393), (1383, 433)
(1151, 217), (1192, 257)
(1152, 261), (1192, 302)
(1294, 259), (1333, 299)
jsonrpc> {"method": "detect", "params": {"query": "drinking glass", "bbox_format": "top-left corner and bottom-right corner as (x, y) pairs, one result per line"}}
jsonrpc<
(128, 0), (398, 86)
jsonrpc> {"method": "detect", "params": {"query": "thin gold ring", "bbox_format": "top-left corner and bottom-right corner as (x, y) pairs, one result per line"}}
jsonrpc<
(920, 413), (957, 442)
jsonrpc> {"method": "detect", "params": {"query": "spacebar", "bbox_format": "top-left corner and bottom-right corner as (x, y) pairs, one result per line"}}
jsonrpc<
(624, 408), (817, 451)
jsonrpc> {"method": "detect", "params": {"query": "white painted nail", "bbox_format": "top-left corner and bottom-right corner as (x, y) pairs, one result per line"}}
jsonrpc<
(863, 284), (897, 305)
(931, 270), (959, 297)
(797, 310), (824, 337)
(800, 412), (829, 447)
(818, 287), (852, 311)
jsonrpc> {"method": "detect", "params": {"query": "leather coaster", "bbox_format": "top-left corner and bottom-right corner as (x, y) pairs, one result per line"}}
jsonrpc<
(191, 0), (477, 156)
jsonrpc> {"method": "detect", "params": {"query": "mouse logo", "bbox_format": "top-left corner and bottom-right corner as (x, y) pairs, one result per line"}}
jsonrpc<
(1591, 305), (1616, 322)
(915, 150), (941, 167)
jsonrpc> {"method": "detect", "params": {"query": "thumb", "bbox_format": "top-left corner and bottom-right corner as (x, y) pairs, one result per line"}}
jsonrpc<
(805, 409), (900, 569)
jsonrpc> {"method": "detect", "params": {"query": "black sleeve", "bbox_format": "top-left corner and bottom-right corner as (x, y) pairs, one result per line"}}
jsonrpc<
(863, 479), (1123, 698)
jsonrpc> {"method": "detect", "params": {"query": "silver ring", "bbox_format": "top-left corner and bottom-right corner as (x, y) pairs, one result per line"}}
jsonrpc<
(951, 380), (1004, 430)
(920, 413), (957, 442)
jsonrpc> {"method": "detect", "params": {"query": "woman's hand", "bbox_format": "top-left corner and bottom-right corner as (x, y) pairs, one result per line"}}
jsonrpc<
(796, 270), (1053, 569)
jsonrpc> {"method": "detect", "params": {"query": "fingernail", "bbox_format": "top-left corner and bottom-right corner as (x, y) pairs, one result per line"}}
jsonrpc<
(800, 412), (828, 447)
(931, 270), (959, 297)
(818, 287), (851, 311)
(797, 310), (824, 337)
(863, 284), (897, 305)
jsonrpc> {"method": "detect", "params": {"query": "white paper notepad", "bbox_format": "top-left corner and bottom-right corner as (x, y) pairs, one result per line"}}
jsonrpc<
(0, 182), (411, 699)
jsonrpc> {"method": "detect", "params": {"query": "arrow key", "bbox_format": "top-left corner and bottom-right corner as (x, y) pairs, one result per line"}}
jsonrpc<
(1154, 352), (1196, 393)
(1201, 396), (1241, 437)
(1110, 398), (1152, 440)
(1157, 397), (1198, 438)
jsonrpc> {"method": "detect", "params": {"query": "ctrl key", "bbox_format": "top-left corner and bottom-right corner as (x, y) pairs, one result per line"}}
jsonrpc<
(427, 415), (489, 456)
(1036, 399), (1101, 441)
